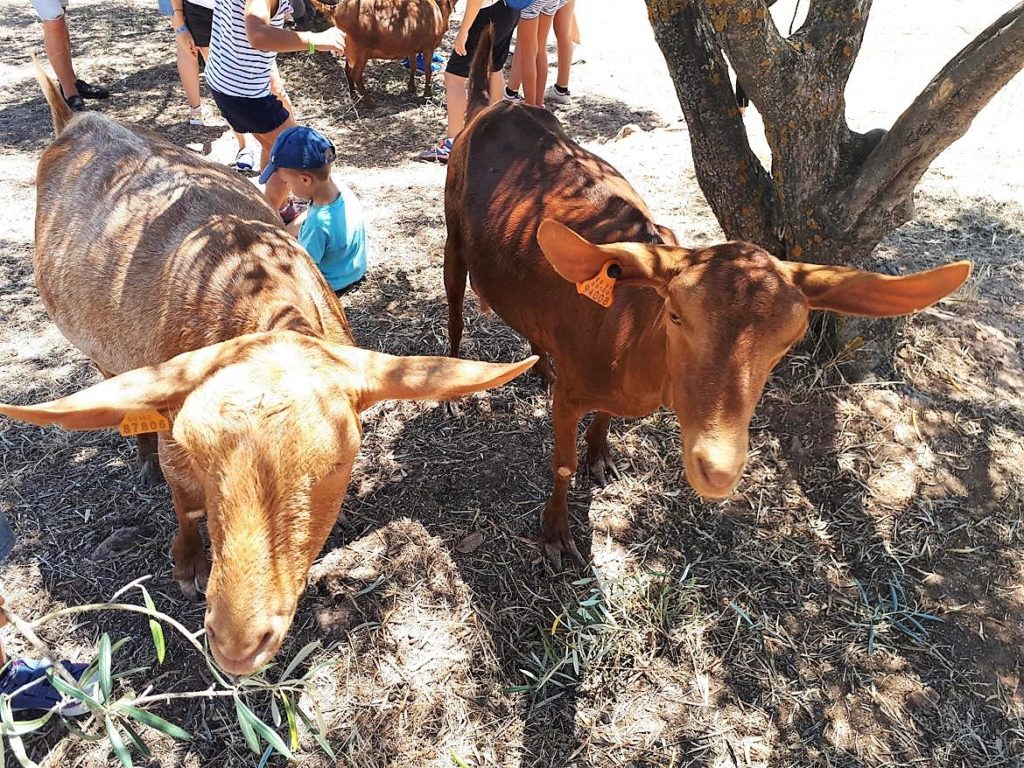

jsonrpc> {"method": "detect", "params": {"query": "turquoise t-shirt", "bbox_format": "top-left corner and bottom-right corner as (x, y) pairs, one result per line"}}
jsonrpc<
(298, 180), (367, 291)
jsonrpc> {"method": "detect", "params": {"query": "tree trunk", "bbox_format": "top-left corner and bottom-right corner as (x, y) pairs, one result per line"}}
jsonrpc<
(644, 0), (1024, 268)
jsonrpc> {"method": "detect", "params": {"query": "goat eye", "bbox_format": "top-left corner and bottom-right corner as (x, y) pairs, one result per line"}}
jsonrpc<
(669, 313), (682, 325)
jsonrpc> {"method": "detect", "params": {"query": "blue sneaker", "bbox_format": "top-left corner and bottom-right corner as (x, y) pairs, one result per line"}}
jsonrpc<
(417, 137), (453, 163)
(400, 53), (443, 74)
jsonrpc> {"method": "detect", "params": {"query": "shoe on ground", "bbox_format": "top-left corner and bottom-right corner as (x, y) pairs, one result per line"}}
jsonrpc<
(545, 84), (571, 105)
(400, 53), (443, 74)
(232, 146), (255, 172)
(417, 137), (453, 163)
(0, 659), (94, 717)
(65, 94), (87, 113)
(503, 87), (523, 103)
(279, 196), (310, 225)
(74, 79), (109, 100)
(188, 103), (223, 127)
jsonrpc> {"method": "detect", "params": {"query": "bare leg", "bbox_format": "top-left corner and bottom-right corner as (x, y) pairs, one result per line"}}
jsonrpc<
(508, 48), (521, 93)
(175, 31), (202, 108)
(542, 387), (586, 568)
(444, 70), (468, 139)
(488, 72), (505, 105)
(534, 12), (554, 105)
(552, 0), (576, 89)
(516, 15), (541, 105)
(584, 411), (619, 486)
(43, 17), (78, 97)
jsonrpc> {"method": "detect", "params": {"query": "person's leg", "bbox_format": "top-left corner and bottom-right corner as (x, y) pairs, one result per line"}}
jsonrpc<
(269, 63), (296, 119)
(516, 16), (540, 105)
(533, 12), (554, 106)
(552, 0), (575, 90)
(42, 17), (78, 97)
(507, 48), (521, 94)
(255, 115), (298, 209)
(175, 32), (202, 109)
(444, 71), (468, 139)
(488, 72), (505, 104)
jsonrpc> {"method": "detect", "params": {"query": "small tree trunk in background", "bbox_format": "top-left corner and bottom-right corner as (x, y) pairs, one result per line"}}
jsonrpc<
(645, 0), (1024, 266)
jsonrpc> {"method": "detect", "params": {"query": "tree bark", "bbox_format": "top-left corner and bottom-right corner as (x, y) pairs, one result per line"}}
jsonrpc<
(644, 0), (783, 253)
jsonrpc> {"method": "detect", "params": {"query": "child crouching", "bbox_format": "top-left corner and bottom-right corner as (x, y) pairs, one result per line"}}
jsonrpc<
(260, 126), (368, 296)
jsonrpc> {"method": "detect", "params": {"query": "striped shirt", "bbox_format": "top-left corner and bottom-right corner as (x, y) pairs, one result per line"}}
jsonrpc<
(205, 0), (292, 98)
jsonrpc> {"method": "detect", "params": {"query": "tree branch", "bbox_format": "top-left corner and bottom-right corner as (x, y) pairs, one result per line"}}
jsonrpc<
(703, 0), (795, 113)
(794, 0), (872, 83)
(646, 0), (783, 251)
(836, 2), (1024, 236)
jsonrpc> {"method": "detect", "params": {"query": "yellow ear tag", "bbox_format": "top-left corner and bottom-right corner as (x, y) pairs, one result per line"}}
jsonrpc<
(118, 409), (171, 437)
(576, 260), (622, 308)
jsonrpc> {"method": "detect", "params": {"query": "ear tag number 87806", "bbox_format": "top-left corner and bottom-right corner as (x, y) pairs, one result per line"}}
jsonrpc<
(576, 260), (622, 308)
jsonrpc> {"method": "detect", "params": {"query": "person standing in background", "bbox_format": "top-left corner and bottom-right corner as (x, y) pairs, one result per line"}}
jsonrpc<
(204, 0), (346, 215)
(30, 0), (109, 112)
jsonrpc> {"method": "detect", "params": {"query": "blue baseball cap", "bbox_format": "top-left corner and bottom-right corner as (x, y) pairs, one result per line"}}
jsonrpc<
(258, 126), (337, 184)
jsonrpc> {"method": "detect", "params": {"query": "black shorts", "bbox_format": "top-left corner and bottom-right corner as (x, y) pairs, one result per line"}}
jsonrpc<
(183, 0), (213, 48)
(210, 89), (290, 135)
(446, 3), (519, 78)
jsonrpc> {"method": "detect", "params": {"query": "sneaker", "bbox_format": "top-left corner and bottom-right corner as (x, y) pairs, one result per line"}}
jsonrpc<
(279, 196), (310, 225)
(188, 103), (222, 127)
(400, 53), (443, 74)
(545, 84), (571, 105)
(503, 87), (523, 103)
(417, 137), (453, 163)
(65, 94), (87, 113)
(0, 659), (93, 717)
(232, 146), (255, 172)
(74, 79), (109, 100)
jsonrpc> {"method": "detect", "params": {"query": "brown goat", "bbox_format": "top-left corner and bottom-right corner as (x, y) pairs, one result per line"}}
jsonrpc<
(444, 30), (971, 567)
(310, 0), (455, 101)
(0, 60), (535, 675)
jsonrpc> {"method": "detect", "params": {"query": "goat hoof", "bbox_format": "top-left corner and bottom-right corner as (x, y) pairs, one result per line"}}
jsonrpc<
(542, 535), (587, 571)
(588, 450), (621, 488)
(138, 457), (165, 488)
(174, 554), (211, 602)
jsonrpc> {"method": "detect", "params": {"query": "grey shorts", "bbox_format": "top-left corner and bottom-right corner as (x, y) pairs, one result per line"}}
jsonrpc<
(0, 510), (14, 562)
(31, 0), (68, 20)
(520, 0), (569, 20)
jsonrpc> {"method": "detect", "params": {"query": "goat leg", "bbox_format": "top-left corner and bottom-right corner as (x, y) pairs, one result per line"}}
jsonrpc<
(541, 393), (587, 569)
(169, 483), (210, 602)
(584, 411), (620, 486)
(136, 432), (165, 487)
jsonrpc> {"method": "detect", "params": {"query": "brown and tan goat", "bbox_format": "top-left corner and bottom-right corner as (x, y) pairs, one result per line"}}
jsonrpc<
(0, 61), (534, 675)
(444, 31), (971, 567)
(310, 0), (454, 101)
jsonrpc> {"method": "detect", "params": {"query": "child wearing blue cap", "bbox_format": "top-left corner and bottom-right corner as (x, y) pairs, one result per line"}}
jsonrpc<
(260, 126), (368, 296)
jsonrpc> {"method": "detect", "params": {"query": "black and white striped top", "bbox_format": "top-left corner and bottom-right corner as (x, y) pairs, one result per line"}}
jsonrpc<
(205, 0), (292, 98)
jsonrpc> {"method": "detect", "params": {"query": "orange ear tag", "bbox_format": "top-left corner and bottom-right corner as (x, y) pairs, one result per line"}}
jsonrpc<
(118, 409), (171, 437)
(576, 260), (622, 308)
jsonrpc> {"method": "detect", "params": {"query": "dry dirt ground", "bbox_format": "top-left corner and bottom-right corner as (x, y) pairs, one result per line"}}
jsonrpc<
(1, 1), (1023, 766)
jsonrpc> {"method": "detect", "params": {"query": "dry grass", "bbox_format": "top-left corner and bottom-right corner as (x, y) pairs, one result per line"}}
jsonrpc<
(2, 0), (1024, 766)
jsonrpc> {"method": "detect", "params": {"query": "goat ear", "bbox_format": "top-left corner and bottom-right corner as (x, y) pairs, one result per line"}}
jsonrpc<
(780, 260), (972, 317)
(0, 334), (269, 432)
(536, 219), (684, 287)
(342, 348), (538, 412)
